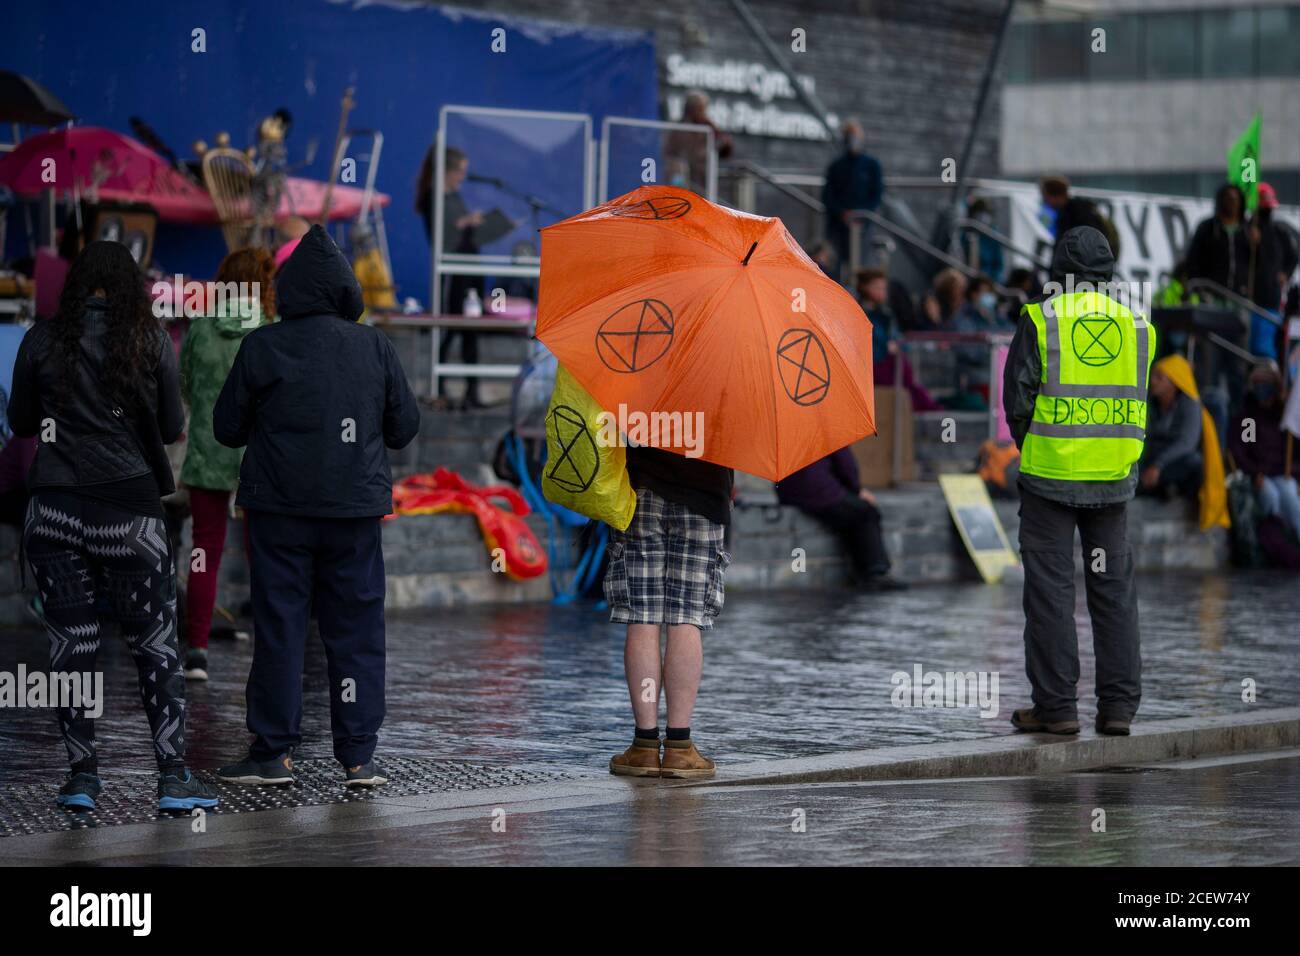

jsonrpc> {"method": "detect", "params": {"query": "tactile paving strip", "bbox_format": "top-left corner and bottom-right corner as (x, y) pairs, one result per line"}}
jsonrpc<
(0, 757), (572, 837)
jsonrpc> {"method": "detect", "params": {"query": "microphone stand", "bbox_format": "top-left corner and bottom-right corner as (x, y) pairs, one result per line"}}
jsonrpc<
(472, 176), (566, 235)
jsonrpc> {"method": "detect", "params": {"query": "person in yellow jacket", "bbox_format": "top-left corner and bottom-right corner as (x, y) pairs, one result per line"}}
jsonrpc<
(1002, 227), (1153, 737)
(1139, 354), (1230, 531)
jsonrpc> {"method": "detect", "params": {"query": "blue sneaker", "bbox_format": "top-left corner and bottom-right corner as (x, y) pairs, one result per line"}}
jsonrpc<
(57, 772), (102, 810)
(158, 770), (220, 811)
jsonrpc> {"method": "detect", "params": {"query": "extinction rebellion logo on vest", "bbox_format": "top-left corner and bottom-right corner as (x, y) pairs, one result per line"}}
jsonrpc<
(1071, 313), (1122, 367)
(50, 886), (152, 936)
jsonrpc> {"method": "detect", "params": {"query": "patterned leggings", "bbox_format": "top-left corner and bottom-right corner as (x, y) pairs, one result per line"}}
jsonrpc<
(24, 492), (186, 774)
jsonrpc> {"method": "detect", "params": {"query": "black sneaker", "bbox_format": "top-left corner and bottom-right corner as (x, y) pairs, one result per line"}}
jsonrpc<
(158, 770), (220, 810)
(216, 753), (295, 786)
(56, 772), (102, 810)
(184, 647), (209, 682)
(344, 762), (388, 788)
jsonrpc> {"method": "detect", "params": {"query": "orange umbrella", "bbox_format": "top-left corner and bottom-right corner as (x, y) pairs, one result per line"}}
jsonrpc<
(535, 185), (875, 482)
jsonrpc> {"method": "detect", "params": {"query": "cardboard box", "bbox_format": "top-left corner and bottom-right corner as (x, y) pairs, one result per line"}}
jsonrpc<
(851, 386), (915, 486)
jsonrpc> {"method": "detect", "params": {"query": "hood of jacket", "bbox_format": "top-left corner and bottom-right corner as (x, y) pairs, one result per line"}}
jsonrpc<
(273, 223), (364, 322)
(1050, 225), (1115, 286)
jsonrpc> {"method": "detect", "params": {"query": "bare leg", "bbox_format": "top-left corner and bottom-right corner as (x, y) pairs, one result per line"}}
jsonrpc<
(663, 623), (703, 728)
(624, 624), (662, 728)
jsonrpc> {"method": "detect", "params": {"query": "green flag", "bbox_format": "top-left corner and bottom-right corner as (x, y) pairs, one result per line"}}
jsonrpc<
(1227, 112), (1262, 212)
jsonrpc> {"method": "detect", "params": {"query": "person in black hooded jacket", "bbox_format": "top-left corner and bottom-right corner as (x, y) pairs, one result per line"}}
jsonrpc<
(213, 225), (419, 788)
(1002, 226), (1148, 739)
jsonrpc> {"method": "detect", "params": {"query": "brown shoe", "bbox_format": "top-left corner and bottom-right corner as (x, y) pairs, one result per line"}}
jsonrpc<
(609, 737), (661, 777)
(1096, 715), (1131, 736)
(1011, 708), (1080, 735)
(659, 738), (716, 779)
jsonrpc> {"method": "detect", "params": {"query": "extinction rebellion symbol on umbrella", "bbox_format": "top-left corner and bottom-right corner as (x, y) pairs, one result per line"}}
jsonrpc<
(546, 404), (600, 492)
(596, 299), (675, 373)
(1071, 313), (1122, 367)
(611, 196), (692, 220)
(776, 328), (830, 405)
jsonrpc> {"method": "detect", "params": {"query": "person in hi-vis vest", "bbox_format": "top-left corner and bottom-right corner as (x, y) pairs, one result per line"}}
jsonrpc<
(1003, 226), (1155, 737)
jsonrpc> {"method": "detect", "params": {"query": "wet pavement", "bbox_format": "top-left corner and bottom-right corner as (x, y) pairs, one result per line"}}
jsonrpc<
(1, 570), (1297, 785)
(7, 752), (1297, 866)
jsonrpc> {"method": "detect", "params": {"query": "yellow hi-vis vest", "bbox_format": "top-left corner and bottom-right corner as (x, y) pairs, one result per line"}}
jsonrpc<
(1020, 290), (1156, 482)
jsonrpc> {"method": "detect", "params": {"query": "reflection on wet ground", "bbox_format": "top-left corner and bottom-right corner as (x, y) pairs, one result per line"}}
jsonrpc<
(1, 570), (1296, 782)
(18, 755), (1299, 867)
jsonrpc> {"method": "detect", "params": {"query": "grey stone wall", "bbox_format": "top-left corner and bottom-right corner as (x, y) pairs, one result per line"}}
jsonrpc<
(428, 0), (1007, 244)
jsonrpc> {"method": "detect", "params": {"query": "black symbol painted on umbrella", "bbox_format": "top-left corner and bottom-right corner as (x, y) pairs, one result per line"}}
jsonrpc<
(1071, 313), (1122, 367)
(546, 404), (599, 493)
(596, 299), (674, 373)
(611, 196), (692, 220)
(776, 328), (830, 406)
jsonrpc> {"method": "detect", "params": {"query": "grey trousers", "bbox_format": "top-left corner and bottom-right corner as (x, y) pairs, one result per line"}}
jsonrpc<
(1018, 488), (1141, 722)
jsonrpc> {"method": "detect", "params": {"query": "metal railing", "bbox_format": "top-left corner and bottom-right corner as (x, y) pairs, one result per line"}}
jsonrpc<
(952, 216), (1050, 272)
(1185, 277), (1282, 327)
(848, 208), (1026, 302)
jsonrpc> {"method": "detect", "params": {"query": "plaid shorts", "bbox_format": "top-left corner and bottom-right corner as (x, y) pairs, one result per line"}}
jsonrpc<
(605, 487), (730, 630)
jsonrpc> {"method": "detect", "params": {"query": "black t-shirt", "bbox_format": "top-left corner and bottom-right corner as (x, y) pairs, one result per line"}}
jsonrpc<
(627, 446), (733, 525)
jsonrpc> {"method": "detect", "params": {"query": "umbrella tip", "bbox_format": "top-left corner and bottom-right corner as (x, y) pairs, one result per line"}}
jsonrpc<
(742, 241), (757, 266)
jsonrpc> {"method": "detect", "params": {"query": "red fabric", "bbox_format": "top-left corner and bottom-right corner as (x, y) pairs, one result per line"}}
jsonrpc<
(186, 487), (233, 649)
(390, 468), (547, 580)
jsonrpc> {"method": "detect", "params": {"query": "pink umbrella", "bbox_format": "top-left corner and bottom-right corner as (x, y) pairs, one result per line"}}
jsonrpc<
(0, 126), (386, 224)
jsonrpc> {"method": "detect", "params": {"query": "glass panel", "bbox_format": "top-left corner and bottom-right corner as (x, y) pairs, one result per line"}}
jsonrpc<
(1143, 12), (1198, 79)
(1258, 7), (1300, 76)
(1032, 22), (1087, 81)
(1004, 21), (1032, 84)
(1199, 8), (1256, 78)
(1087, 16), (1142, 81)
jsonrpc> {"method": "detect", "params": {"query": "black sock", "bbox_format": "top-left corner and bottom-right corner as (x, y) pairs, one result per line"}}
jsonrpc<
(634, 726), (660, 741)
(666, 726), (691, 741)
(70, 758), (98, 778)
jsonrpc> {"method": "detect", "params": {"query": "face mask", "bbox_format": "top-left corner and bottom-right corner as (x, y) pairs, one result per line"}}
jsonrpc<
(1251, 382), (1278, 403)
(978, 292), (998, 312)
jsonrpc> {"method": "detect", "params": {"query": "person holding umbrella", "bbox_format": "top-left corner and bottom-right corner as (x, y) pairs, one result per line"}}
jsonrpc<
(536, 185), (877, 779)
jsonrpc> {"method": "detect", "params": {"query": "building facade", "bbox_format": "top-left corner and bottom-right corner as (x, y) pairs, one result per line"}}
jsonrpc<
(1003, 0), (1300, 203)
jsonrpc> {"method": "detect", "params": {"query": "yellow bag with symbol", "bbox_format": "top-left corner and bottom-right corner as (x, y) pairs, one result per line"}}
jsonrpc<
(541, 365), (636, 531)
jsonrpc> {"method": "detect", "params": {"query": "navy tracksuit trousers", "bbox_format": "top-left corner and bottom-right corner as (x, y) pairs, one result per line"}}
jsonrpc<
(245, 510), (387, 767)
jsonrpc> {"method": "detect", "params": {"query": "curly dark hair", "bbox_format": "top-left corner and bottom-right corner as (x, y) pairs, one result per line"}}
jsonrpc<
(215, 246), (276, 319)
(51, 240), (160, 411)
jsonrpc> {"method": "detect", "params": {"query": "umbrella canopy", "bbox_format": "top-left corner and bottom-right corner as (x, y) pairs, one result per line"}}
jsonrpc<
(0, 70), (75, 126)
(535, 185), (875, 482)
(0, 126), (387, 224)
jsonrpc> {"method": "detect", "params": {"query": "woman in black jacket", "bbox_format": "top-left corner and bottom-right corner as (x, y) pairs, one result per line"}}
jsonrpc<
(7, 241), (219, 812)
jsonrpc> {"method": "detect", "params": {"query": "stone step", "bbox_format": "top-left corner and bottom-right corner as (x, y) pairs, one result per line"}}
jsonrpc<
(0, 481), (1226, 626)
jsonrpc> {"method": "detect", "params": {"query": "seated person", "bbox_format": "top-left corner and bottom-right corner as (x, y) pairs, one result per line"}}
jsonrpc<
(856, 268), (941, 412)
(775, 447), (907, 592)
(1140, 360), (1203, 498)
(943, 273), (1006, 410)
(1140, 355), (1230, 530)
(1230, 361), (1300, 538)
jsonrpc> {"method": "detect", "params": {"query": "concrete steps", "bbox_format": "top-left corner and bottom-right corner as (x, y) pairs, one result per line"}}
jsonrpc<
(0, 476), (1226, 626)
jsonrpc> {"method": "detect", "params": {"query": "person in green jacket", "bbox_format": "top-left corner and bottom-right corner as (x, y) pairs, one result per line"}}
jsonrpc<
(180, 247), (273, 680)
